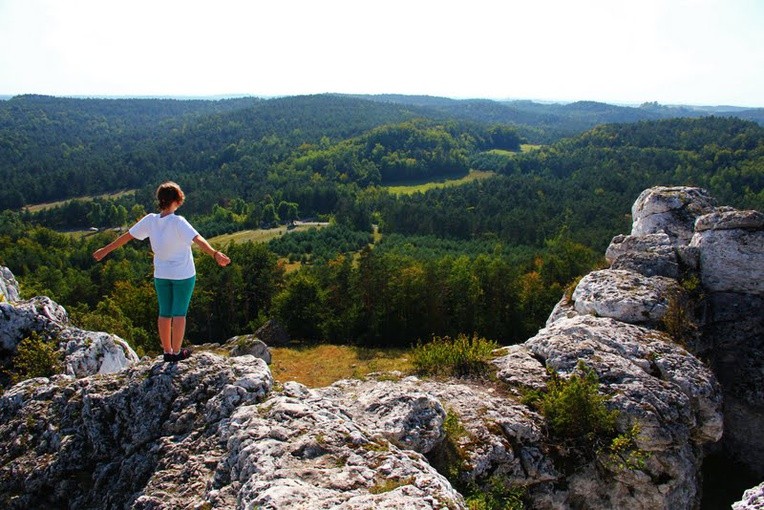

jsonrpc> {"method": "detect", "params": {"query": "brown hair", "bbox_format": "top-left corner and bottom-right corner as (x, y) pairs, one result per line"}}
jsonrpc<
(156, 181), (185, 210)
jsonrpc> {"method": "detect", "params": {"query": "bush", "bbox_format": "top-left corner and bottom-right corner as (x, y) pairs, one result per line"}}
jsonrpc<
(465, 476), (526, 510)
(10, 332), (62, 384)
(523, 361), (648, 471)
(536, 362), (618, 443)
(412, 334), (499, 378)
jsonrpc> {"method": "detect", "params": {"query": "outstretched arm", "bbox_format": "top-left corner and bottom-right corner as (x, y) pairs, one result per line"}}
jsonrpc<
(93, 231), (135, 262)
(193, 235), (231, 267)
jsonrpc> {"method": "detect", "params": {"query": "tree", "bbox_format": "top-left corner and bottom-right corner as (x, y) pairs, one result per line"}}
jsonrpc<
(277, 201), (299, 224)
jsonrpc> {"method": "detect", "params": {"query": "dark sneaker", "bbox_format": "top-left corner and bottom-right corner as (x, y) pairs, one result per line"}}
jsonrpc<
(176, 348), (193, 361)
(163, 352), (178, 362)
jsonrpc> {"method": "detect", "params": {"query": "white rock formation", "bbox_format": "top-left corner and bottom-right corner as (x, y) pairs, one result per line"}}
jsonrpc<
(0, 266), (139, 377)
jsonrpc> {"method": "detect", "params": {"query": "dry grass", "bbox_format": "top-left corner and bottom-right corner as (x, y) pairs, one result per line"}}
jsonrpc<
(23, 189), (137, 212)
(209, 222), (329, 246)
(384, 169), (495, 195)
(269, 344), (413, 387)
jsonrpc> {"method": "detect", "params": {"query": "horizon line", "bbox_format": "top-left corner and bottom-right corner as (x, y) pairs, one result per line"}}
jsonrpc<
(0, 92), (761, 110)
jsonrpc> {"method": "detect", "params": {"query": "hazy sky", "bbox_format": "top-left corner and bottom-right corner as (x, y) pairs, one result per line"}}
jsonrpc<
(1, 0), (762, 106)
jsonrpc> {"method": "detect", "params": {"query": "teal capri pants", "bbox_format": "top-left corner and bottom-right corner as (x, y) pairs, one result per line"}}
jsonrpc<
(154, 276), (196, 318)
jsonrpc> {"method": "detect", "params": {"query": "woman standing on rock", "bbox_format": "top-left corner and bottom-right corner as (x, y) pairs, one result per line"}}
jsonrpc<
(93, 181), (230, 362)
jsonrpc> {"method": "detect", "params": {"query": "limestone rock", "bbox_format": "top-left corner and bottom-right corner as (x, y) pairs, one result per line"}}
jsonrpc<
(733, 481), (764, 510)
(0, 353), (273, 510)
(631, 186), (716, 243)
(60, 328), (141, 377)
(0, 266), (20, 303)
(323, 375), (552, 485)
(213, 380), (464, 510)
(320, 378), (447, 454)
(224, 334), (272, 363)
(695, 209), (764, 232)
(571, 269), (681, 325)
(0, 266), (138, 379)
(0, 296), (68, 353)
(606, 232), (680, 278)
(507, 314), (723, 509)
(690, 209), (764, 295)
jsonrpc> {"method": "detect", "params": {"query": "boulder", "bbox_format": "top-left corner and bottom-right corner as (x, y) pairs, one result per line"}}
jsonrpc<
(690, 209), (764, 295)
(60, 328), (141, 377)
(0, 296), (68, 353)
(224, 334), (272, 363)
(254, 319), (290, 346)
(214, 379), (464, 510)
(630, 186), (716, 243)
(504, 314), (723, 509)
(606, 232), (680, 278)
(571, 269), (681, 325)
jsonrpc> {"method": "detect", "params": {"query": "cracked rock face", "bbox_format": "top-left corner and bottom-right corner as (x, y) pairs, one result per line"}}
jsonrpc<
(0, 353), (274, 510)
(498, 314), (723, 510)
(213, 380), (464, 510)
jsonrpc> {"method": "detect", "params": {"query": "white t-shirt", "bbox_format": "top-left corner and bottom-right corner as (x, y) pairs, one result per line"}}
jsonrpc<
(129, 213), (199, 280)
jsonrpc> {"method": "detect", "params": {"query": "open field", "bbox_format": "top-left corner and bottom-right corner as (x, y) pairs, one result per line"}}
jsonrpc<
(383, 169), (496, 195)
(269, 344), (413, 387)
(209, 222), (329, 246)
(23, 189), (137, 213)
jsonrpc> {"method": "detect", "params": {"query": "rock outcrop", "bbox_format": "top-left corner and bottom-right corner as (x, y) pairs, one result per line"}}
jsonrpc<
(690, 208), (764, 477)
(0, 270), (139, 381)
(0, 186), (761, 509)
(0, 354), (274, 509)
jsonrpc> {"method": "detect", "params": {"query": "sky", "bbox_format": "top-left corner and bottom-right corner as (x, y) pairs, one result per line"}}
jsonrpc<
(0, 0), (762, 107)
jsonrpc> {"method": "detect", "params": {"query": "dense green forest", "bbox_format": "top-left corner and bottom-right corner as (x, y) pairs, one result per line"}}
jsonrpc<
(1, 94), (762, 353)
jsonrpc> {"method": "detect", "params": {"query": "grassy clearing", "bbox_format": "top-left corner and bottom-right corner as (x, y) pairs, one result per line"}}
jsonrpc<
(521, 144), (542, 153)
(384, 169), (495, 195)
(269, 344), (413, 387)
(24, 189), (137, 212)
(209, 222), (328, 246)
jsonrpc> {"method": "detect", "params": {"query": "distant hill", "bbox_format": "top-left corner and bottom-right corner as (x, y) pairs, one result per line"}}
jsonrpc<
(1, 93), (762, 210)
(352, 94), (764, 142)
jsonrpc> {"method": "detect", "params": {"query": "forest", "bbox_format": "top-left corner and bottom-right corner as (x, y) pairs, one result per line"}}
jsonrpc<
(1, 94), (762, 354)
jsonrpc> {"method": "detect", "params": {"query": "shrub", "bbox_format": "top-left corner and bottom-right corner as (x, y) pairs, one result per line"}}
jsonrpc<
(412, 334), (499, 378)
(10, 332), (63, 384)
(465, 476), (526, 510)
(536, 362), (618, 443)
(604, 423), (649, 471)
(523, 361), (648, 471)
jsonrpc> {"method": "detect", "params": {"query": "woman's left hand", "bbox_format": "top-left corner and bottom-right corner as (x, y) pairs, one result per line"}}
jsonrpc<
(214, 251), (231, 267)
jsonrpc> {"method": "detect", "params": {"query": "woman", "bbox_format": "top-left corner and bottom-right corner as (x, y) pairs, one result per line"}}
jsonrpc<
(93, 181), (230, 362)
